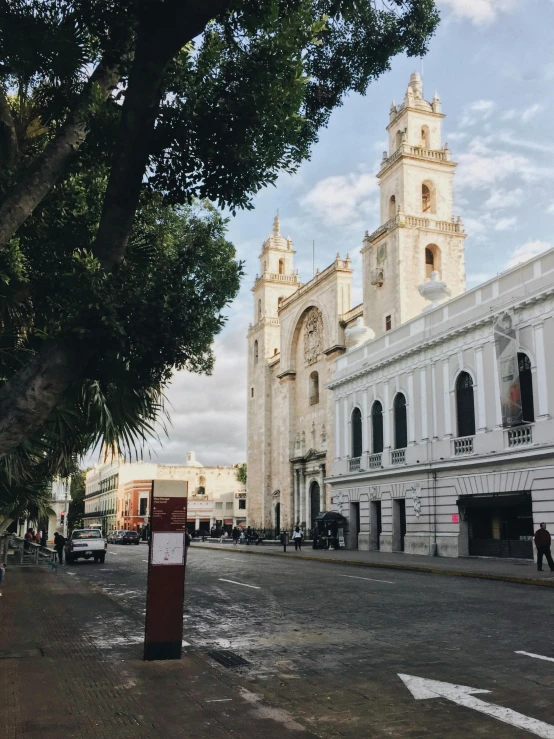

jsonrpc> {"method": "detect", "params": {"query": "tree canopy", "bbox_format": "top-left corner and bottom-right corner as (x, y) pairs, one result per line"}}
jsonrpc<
(0, 0), (439, 512)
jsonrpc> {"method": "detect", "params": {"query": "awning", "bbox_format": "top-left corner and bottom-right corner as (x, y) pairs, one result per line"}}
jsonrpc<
(315, 511), (348, 524)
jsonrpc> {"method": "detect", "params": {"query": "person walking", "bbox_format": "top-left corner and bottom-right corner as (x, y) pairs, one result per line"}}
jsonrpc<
(280, 530), (289, 553)
(292, 526), (303, 551)
(54, 532), (66, 565)
(534, 522), (554, 572)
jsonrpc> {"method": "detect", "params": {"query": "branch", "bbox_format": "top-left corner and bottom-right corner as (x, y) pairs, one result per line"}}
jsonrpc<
(94, 0), (232, 269)
(0, 58), (125, 249)
(0, 88), (19, 167)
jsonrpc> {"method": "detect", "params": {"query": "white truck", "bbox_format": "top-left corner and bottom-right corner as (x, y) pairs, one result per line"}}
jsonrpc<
(65, 528), (107, 564)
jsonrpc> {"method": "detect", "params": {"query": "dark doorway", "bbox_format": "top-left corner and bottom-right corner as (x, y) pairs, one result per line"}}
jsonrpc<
(275, 502), (281, 537)
(351, 408), (362, 458)
(456, 372), (476, 437)
(370, 501), (382, 550)
(372, 402), (384, 453)
(393, 499), (406, 552)
(461, 492), (533, 559)
(394, 394), (407, 449)
(518, 353), (535, 423)
(349, 502), (360, 550)
(310, 482), (321, 530)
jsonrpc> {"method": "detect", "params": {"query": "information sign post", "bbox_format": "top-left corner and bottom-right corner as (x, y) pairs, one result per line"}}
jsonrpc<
(144, 479), (188, 661)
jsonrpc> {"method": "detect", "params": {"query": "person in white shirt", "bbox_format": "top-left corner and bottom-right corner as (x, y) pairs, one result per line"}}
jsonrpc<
(292, 526), (303, 551)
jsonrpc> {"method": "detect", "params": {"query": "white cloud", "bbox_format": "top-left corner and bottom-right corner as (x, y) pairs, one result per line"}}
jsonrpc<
(437, 0), (518, 25)
(494, 216), (517, 231)
(456, 149), (529, 190)
(505, 240), (551, 269)
(484, 188), (523, 210)
(300, 172), (378, 226)
(547, 203), (554, 214)
(521, 103), (542, 122)
(459, 99), (496, 127)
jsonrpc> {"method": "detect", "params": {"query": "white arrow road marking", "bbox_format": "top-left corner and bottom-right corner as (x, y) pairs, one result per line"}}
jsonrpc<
(337, 574), (394, 584)
(399, 674), (554, 738)
(516, 651), (554, 664)
(218, 578), (260, 589)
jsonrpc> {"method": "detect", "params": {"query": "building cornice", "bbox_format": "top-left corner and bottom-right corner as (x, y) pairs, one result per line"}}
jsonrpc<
(328, 284), (554, 391)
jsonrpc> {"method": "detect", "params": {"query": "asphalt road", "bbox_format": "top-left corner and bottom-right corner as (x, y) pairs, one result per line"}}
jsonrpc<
(64, 542), (554, 738)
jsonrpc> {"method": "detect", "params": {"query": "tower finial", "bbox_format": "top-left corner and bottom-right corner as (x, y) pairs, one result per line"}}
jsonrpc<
(273, 211), (280, 236)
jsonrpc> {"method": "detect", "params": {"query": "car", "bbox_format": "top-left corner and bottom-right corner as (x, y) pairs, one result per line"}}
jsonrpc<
(108, 530), (125, 544)
(65, 529), (107, 564)
(121, 530), (141, 545)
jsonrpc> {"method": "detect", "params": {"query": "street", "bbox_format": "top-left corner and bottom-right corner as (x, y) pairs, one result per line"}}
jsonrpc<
(64, 543), (554, 738)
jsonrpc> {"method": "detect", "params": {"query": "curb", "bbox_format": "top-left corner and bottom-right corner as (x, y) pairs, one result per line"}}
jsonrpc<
(191, 544), (554, 588)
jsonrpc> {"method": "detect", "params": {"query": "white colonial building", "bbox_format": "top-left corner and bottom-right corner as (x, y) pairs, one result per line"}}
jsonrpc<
(329, 250), (554, 559)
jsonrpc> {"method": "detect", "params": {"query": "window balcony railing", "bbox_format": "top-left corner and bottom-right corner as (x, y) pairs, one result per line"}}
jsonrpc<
(507, 425), (533, 448)
(368, 453), (382, 469)
(391, 449), (405, 465)
(349, 457), (361, 472)
(453, 436), (474, 456)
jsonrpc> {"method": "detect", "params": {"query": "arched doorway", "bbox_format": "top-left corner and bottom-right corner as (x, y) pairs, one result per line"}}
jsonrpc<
(310, 481), (320, 530)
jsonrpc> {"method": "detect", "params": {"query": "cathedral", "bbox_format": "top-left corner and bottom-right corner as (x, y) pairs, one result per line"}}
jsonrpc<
(247, 72), (467, 534)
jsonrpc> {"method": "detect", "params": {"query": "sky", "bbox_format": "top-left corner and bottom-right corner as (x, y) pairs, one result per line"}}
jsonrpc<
(95, 0), (554, 469)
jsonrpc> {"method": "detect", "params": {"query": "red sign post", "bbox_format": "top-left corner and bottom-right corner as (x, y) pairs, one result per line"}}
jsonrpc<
(144, 479), (188, 660)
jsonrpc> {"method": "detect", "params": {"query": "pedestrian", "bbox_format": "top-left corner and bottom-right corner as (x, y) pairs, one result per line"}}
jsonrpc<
(40, 530), (47, 548)
(185, 532), (191, 549)
(24, 528), (34, 551)
(53, 532), (66, 565)
(534, 522), (554, 572)
(280, 530), (289, 553)
(232, 527), (240, 545)
(312, 526), (319, 549)
(292, 526), (303, 551)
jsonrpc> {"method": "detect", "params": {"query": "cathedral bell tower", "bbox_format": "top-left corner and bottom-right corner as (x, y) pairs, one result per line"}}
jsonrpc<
(362, 72), (466, 335)
(246, 216), (300, 528)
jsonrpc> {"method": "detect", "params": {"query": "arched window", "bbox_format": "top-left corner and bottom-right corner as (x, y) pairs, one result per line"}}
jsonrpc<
(258, 299), (262, 320)
(371, 401), (384, 454)
(393, 394), (407, 449)
(456, 372), (476, 437)
(351, 408), (362, 458)
(425, 247), (434, 278)
(279, 259), (284, 275)
(309, 371), (319, 406)
(424, 244), (441, 279)
(396, 130), (403, 150)
(518, 353), (535, 423)
(421, 125), (430, 148)
(389, 195), (396, 220)
(254, 340), (259, 364)
(421, 182), (435, 213)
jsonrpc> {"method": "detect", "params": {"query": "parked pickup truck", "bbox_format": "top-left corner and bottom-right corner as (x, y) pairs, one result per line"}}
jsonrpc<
(65, 529), (107, 564)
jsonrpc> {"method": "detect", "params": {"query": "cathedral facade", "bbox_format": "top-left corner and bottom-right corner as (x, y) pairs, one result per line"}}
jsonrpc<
(247, 72), (467, 533)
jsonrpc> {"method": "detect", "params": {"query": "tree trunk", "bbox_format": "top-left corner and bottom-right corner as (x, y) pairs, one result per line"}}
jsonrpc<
(0, 339), (91, 456)
(0, 59), (125, 249)
(0, 89), (19, 167)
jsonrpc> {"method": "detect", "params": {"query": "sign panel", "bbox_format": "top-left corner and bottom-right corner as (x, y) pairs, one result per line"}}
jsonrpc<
(144, 480), (188, 661)
(493, 311), (522, 427)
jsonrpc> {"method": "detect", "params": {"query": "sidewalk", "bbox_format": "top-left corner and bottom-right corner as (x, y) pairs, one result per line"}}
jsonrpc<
(0, 567), (316, 739)
(192, 542), (554, 587)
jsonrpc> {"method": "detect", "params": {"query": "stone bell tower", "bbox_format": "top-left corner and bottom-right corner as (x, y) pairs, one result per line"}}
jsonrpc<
(246, 215), (300, 528)
(361, 72), (466, 336)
